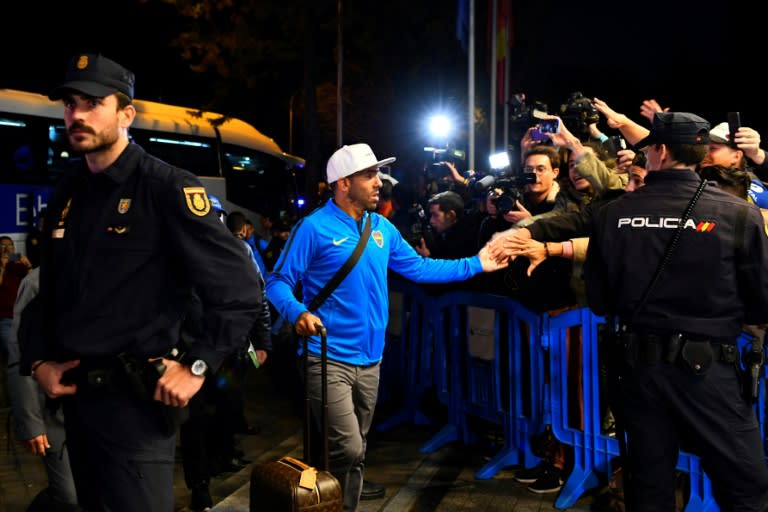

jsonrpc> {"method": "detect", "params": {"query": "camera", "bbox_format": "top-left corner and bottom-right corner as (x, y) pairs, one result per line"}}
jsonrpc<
(424, 145), (466, 181)
(407, 202), (430, 246)
(474, 171), (537, 214)
(559, 92), (600, 140)
(508, 93), (549, 137)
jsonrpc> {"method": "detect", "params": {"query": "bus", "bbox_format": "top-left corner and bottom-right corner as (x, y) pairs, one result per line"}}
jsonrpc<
(0, 88), (305, 253)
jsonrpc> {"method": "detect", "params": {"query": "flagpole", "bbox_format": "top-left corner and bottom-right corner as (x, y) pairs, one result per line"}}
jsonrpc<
(490, 0), (497, 154)
(468, 0), (475, 173)
(502, 0), (510, 152)
(336, 0), (343, 147)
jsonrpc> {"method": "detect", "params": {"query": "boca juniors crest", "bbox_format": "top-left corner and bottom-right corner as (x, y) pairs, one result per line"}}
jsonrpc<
(372, 230), (384, 248)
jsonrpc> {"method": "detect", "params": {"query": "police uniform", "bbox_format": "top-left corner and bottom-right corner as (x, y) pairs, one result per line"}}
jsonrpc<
(23, 54), (262, 512)
(584, 112), (768, 511)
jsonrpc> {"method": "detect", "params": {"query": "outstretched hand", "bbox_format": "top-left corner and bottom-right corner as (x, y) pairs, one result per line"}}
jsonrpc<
(593, 97), (629, 130)
(486, 227), (531, 262)
(502, 201), (532, 225)
(639, 99), (667, 123)
(478, 244), (510, 272)
(502, 238), (548, 276)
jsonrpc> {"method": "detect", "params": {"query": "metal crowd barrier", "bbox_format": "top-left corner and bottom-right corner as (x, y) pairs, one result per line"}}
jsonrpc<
(378, 278), (767, 511)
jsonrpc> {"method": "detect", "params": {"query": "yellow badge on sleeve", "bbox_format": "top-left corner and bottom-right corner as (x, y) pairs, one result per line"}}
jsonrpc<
(183, 187), (210, 217)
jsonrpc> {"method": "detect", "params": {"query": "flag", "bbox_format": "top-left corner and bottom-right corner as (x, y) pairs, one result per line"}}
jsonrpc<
(495, 0), (513, 104)
(456, 0), (469, 52)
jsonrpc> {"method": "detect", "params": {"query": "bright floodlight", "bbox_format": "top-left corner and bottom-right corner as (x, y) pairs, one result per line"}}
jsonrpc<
(429, 115), (452, 139)
(489, 151), (510, 170)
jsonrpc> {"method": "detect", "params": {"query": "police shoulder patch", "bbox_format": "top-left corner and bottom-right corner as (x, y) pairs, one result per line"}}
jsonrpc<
(183, 187), (210, 217)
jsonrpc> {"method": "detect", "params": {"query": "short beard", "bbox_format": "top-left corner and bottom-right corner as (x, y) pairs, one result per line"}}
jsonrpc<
(70, 130), (120, 154)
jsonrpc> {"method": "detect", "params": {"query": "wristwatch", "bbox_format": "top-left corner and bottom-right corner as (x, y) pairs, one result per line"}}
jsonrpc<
(189, 359), (208, 377)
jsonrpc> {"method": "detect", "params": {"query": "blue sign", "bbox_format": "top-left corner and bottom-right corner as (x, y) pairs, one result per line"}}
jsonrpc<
(0, 184), (52, 234)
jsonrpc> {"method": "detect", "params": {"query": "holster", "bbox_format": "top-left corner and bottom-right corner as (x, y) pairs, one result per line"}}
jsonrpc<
(118, 353), (190, 436)
(741, 335), (765, 404)
(680, 340), (713, 375)
(616, 329), (736, 378)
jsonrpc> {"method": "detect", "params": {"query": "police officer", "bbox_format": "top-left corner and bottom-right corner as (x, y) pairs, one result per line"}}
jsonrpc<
(583, 112), (768, 511)
(23, 54), (263, 512)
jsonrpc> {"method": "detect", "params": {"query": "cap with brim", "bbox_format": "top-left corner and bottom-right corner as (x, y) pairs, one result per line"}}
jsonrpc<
(709, 122), (730, 145)
(327, 143), (396, 184)
(379, 172), (399, 186)
(208, 195), (227, 215)
(49, 54), (135, 101)
(749, 178), (768, 208)
(634, 112), (710, 150)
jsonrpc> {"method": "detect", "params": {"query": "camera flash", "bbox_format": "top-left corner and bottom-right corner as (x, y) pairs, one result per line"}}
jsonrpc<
(489, 151), (510, 170)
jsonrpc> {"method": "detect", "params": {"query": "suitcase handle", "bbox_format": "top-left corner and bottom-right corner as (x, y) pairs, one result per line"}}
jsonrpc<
(280, 456), (310, 471)
(303, 325), (330, 472)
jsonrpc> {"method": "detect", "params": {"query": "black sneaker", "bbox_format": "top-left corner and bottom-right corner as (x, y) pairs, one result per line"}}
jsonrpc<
(189, 481), (213, 512)
(527, 466), (563, 494)
(360, 480), (385, 500)
(514, 461), (551, 484)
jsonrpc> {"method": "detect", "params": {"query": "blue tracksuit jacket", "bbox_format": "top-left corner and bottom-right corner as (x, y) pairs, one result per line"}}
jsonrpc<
(266, 199), (482, 365)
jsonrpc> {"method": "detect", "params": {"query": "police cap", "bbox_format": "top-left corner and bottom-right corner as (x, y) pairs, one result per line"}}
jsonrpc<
(49, 54), (135, 101)
(634, 112), (710, 149)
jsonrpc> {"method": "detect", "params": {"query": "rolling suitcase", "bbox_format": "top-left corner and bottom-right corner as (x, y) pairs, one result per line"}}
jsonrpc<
(249, 326), (343, 511)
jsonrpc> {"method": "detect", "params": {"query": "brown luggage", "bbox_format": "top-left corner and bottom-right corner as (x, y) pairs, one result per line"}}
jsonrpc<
(250, 326), (342, 511)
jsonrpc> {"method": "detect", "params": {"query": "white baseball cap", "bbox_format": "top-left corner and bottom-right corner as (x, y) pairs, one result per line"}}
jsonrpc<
(326, 143), (396, 184)
(709, 122), (730, 144)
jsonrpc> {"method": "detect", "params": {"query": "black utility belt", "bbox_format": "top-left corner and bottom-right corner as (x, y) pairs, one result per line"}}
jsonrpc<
(62, 353), (167, 395)
(616, 330), (738, 375)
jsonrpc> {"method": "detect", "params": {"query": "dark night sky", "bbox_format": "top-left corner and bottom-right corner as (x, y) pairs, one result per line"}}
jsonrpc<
(0, 0), (760, 173)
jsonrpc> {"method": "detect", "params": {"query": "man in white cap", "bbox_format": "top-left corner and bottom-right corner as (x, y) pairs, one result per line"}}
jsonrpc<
(266, 143), (507, 511)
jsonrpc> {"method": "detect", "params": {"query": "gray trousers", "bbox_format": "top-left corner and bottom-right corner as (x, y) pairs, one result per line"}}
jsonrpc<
(306, 356), (380, 512)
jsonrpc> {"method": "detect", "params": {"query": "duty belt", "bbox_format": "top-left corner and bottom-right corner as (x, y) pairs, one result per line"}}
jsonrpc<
(61, 355), (124, 392)
(616, 326), (738, 374)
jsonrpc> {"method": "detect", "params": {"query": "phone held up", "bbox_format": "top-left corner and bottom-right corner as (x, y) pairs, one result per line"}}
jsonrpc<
(530, 118), (560, 142)
(727, 112), (741, 147)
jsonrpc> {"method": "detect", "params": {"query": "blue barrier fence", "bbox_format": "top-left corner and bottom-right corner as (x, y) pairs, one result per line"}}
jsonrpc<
(378, 278), (767, 511)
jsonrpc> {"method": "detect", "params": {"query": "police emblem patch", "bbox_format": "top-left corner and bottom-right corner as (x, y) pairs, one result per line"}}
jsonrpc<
(183, 187), (211, 217)
(76, 55), (89, 70)
(118, 198), (131, 214)
(372, 230), (384, 248)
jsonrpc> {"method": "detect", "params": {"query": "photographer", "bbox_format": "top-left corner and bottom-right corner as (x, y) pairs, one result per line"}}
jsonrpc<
(495, 145), (569, 228)
(415, 190), (477, 261)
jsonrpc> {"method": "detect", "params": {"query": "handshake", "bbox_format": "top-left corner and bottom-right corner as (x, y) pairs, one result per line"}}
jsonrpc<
(481, 227), (548, 276)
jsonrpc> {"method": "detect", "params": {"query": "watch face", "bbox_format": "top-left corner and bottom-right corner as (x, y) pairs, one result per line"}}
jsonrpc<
(191, 359), (207, 376)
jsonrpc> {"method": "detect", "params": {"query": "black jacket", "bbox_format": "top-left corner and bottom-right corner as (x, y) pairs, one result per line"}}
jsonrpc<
(24, 143), (262, 373)
(584, 170), (768, 337)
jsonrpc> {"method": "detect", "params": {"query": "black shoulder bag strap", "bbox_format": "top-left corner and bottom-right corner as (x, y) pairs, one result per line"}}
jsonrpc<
(307, 214), (372, 312)
(630, 177), (708, 321)
(613, 177), (706, 512)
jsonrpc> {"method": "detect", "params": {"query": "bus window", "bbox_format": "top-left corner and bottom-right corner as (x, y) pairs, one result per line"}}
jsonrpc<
(48, 122), (80, 181)
(130, 128), (221, 177)
(222, 144), (301, 217)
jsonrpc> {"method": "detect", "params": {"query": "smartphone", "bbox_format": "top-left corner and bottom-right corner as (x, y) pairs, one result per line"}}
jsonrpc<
(606, 135), (627, 157)
(727, 112), (741, 147)
(538, 118), (560, 134)
(530, 128), (548, 142)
